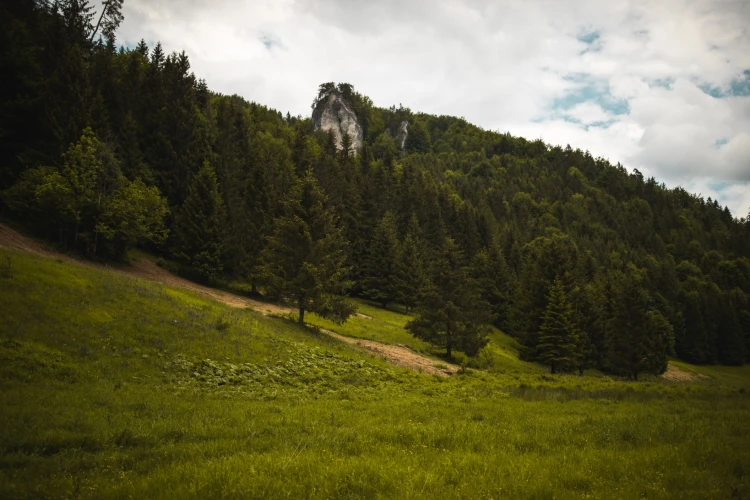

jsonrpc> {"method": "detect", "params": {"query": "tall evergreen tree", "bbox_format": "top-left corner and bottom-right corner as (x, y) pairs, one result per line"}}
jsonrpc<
(362, 210), (400, 308)
(604, 271), (673, 379)
(536, 277), (581, 374)
(171, 161), (227, 278)
(259, 169), (355, 324)
(406, 238), (493, 358)
(393, 214), (427, 313)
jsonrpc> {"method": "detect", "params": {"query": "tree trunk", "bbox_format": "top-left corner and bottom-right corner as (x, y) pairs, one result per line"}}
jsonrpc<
(551, 364), (556, 374)
(89, 0), (112, 42)
(446, 324), (452, 360)
(382, 301), (387, 309)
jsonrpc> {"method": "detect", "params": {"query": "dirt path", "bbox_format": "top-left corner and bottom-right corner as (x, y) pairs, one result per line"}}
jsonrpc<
(661, 363), (708, 382)
(0, 223), (455, 376)
(323, 330), (456, 376)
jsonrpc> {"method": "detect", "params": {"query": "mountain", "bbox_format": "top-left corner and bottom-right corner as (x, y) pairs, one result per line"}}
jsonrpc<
(1, 1), (749, 374)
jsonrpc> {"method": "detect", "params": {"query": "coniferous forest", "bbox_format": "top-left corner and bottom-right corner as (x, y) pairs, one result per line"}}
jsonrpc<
(3, 0), (750, 380)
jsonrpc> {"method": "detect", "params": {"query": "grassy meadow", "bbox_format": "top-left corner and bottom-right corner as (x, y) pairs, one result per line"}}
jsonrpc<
(1, 248), (749, 499)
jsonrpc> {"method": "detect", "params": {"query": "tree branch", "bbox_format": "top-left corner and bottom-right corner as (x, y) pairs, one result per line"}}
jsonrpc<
(89, 0), (111, 43)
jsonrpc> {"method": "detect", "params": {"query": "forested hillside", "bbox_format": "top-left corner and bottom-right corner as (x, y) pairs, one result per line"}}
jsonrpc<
(2, 0), (749, 377)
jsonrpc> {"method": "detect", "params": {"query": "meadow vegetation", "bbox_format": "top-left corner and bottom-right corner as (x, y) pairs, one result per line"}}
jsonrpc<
(1, 248), (749, 499)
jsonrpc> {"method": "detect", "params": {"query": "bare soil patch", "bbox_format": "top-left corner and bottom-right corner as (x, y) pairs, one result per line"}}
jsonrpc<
(0, 223), (71, 260)
(0, 223), (453, 376)
(661, 363), (709, 382)
(322, 330), (457, 377)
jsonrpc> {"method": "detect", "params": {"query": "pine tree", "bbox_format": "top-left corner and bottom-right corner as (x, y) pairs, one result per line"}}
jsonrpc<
(604, 271), (673, 379)
(471, 243), (512, 328)
(406, 238), (493, 358)
(393, 214), (427, 313)
(362, 210), (400, 308)
(259, 169), (355, 324)
(536, 277), (581, 374)
(171, 161), (227, 278)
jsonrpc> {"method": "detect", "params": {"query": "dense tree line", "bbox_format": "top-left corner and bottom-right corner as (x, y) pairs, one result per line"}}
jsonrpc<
(2, 1), (750, 376)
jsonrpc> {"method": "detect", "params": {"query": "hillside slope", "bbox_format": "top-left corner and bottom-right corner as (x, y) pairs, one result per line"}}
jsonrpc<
(1, 247), (750, 498)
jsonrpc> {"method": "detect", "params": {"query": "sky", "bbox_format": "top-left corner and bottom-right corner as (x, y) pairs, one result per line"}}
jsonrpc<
(118, 0), (750, 218)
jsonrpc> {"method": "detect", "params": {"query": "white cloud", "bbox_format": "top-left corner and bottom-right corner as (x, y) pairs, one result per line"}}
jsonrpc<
(118, 0), (750, 217)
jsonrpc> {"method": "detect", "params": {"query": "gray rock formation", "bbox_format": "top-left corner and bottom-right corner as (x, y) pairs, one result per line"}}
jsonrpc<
(396, 120), (409, 151)
(312, 91), (363, 152)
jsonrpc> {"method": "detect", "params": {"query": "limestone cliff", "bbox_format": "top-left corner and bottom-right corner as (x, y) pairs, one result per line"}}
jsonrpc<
(312, 90), (363, 152)
(396, 120), (409, 151)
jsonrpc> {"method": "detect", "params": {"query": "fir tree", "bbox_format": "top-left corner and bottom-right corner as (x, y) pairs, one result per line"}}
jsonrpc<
(471, 243), (512, 328)
(604, 271), (673, 380)
(171, 161), (227, 278)
(259, 169), (355, 324)
(362, 210), (400, 308)
(406, 238), (493, 359)
(393, 214), (427, 313)
(536, 277), (581, 374)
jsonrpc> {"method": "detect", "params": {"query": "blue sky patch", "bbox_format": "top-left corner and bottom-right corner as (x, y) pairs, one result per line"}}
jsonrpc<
(259, 34), (284, 51)
(577, 31), (600, 44)
(697, 70), (750, 98)
(730, 70), (750, 96)
(576, 30), (602, 53)
(649, 78), (674, 89)
(550, 74), (630, 116)
(708, 180), (733, 191)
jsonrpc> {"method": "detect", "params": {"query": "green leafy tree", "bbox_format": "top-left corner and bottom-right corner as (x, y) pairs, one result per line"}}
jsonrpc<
(260, 169), (355, 324)
(406, 238), (493, 358)
(171, 161), (227, 278)
(94, 179), (168, 258)
(371, 132), (399, 165)
(2, 128), (122, 251)
(536, 277), (581, 374)
(405, 120), (431, 154)
(59, 127), (122, 247)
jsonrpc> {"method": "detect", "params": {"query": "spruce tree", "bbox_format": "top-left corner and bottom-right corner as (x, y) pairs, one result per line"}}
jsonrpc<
(171, 161), (227, 278)
(471, 243), (512, 328)
(406, 238), (493, 358)
(393, 214), (427, 313)
(604, 271), (673, 379)
(536, 277), (581, 374)
(362, 210), (400, 308)
(259, 169), (355, 325)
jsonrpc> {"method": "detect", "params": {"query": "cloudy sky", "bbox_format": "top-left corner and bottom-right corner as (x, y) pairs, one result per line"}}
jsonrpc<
(118, 0), (750, 217)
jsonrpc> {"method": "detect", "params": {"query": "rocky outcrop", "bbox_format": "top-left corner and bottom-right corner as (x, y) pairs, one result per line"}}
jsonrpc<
(312, 90), (363, 152)
(396, 120), (409, 151)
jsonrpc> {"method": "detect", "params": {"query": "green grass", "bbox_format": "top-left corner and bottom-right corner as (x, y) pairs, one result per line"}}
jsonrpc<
(307, 300), (546, 374)
(670, 359), (750, 388)
(307, 301), (432, 353)
(1, 247), (750, 499)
